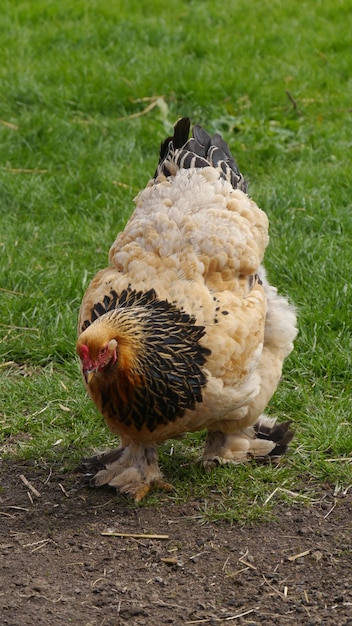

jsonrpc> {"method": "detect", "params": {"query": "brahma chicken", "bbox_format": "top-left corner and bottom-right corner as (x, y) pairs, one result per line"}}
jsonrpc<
(76, 117), (297, 501)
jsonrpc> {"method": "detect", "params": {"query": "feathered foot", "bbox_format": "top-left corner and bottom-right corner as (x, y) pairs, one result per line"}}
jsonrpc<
(81, 443), (173, 501)
(203, 416), (294, 471)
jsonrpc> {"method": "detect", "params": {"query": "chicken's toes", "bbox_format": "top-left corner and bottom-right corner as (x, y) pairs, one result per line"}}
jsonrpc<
(90, 468), (115, 488)
(133, 484), (151, 502)
(154, 479), (175, 492)
(105, 467), (161, 501)
(132, 480), (174, 502)
(203, 452), (248, 471)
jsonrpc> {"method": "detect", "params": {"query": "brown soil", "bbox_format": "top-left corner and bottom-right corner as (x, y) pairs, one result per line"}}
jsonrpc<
(0, 458), (351, 626)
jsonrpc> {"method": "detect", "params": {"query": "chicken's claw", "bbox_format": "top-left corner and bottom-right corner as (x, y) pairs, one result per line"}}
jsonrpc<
(134, 480), (175, 502)
(133, 484), (151, 502)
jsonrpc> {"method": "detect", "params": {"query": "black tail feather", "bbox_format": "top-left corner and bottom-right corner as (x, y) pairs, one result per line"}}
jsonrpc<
(254, 420), (294, 458)
(154, 117), (247, 192)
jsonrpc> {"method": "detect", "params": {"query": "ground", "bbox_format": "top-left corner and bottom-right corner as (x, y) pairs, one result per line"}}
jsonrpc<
(0, 459), (351, 626)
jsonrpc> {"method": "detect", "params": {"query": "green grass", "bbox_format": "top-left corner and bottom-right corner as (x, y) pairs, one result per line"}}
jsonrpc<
(1, 0), (351, 522)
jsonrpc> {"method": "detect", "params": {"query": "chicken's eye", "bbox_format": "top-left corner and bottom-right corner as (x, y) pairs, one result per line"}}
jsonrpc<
(98, 346), (109, 363)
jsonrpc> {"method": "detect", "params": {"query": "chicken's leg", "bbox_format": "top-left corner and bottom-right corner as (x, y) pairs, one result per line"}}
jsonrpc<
(202, 416), (293, 470)
(82, 441), (173, 501)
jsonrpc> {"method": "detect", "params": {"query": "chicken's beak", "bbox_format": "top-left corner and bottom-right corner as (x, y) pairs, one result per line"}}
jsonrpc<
(84, 370), (96, 384)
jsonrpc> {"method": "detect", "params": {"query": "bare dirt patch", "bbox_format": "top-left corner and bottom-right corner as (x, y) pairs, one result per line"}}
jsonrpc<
(1, 458), (351, 625)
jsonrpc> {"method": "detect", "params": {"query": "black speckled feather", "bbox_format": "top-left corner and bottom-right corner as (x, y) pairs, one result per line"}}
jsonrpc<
(81, 289), (119, 332)
(84, 288), (211, 433)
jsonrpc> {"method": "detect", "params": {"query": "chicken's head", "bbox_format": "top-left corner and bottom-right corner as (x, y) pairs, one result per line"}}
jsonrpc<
(77, 338), (117, 384)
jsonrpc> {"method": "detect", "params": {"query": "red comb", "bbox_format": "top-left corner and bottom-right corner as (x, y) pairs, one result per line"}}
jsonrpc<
(80, 344), (90, 359)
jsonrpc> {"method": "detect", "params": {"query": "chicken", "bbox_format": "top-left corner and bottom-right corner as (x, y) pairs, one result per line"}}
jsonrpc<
(76, 117), (297, 501)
